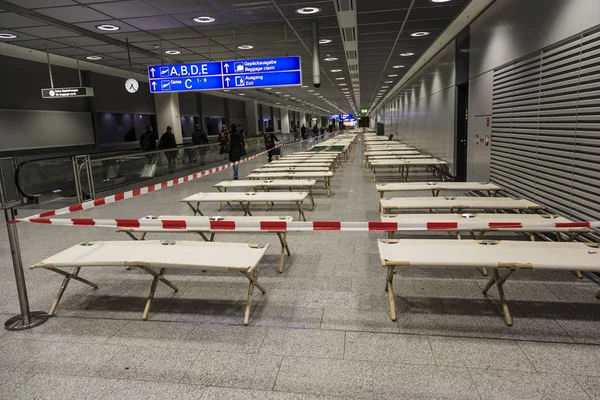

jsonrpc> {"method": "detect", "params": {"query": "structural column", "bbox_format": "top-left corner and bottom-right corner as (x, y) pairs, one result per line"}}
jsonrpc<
(280, 107), (290, 134)
(154, 93), (183, 144)
(245, 100), (259, 136)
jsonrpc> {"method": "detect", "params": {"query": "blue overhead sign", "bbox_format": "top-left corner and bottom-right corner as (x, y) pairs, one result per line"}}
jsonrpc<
(330, 114), (354, 120)
(148, 56), (302, 93)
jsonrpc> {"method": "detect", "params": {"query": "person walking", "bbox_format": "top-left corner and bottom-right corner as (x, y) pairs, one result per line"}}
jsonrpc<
(158, 126), (178, 173)
(312, 124), (319, 137)
(301, 124), (307, 140)
(192, 124), (209, 165)
(264, 129), (280, 162)
(222, 124), (245, 180)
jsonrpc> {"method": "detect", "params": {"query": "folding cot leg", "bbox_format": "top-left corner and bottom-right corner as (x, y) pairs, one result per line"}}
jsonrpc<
(326, 177), (331, 197)
(242, 266), (266, 325)
(384, 265), (397, 321)
(240, 201), (252, 216)
(562, 233), (584, 278)
(47, 266), (98, 316)
(186, 202), (203, 216)
(139, 267), (178, 321)
(197, 232), (210, 242)
(296, 201), (306, 221)
(217, 187), (225, 211)
(482, 268), (515, 326)
(276, 232), (291, 274)
(308, 188), (314, 211)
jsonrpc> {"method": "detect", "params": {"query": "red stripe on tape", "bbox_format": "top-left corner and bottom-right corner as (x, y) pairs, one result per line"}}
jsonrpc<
(427, 222), (458, 230)
(29, 218), (52, 224)
(489, 222), (523, 228)
(72, 218), (95, 226)
(114, 193), (125, 201)
(147, 185), (156, 193)
(314, 221), (341, 230)
(94, 198), (106, 207)
(68, 204), (83, 212)
(39, 211), (56, 218)
(162, 220), (187, 230)
(183, 176), (189, 182)
(132, 188), (141, 196)
(210, 220), (236, 230)
(161, 182), (168, 189)
(116, 219), (140, 228)
(556, 222), (591, 228)
(369, 222), (397, 231)
(260, 221), (287, 231)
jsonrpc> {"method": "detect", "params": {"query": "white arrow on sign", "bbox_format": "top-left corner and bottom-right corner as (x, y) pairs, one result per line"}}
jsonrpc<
(224, 63), (229, 73)
(225, 77), (231, 87)
(151, 81), (157, 90)
(150, 67), (156, 77)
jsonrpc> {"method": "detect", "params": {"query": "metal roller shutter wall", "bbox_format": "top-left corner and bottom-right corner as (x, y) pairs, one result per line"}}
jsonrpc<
(491, 27), (600, 240)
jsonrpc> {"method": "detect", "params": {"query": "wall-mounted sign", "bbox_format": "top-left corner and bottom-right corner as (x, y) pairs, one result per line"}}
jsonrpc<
(360, 108), (368, 113)
(475, 134), (480, 145)
(148, 56), (302, 93)
(485, 135), (490, 146)
(41, 87), (94, 99)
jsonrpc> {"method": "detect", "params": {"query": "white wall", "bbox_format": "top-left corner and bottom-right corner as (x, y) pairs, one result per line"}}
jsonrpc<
(383, 40), (457, 173)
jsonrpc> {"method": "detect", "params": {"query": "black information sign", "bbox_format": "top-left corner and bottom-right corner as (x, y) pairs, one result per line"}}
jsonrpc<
(41, 87), (94, 99)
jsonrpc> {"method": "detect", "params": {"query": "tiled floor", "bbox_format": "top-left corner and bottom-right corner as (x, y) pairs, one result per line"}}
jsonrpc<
(1, 136), (599, 399)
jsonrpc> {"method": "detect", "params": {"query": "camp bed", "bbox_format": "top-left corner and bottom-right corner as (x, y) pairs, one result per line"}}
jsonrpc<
(181, 192), (309, 221)
(247, 171), (334, 197)
(213, 179), (317, 210)
(31, 240), (270, 324)
(380, 196), (544, 215)
(370, 159), (449, 182)
(118, 216), (294, 273)
(253, 166), (331, 173)
(376, 182), (504, 198)
(378, 239), (600, 325)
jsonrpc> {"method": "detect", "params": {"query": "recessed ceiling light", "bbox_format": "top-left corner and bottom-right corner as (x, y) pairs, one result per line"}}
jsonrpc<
(431, 0), (451, 2)
(238, 44), (253, 50)
(308, 90), (314, 92)
(239, 93), (245, 96)
(0, 33), (18, 39)
(331, 69), (342, 73)
(291, 97), (296, 99)
(388, 74), (398, 77)
(313, 93), (319, 96)
(339, 83), (347, 86)
(165, 50), (181, 55)
(335, 77), (345, 80)
(400, 52), (414, 56)
(96, 24), (120, 31)
(264, 87), (272, 90)
(276, 102), (281, 105)
(85, 55), (102, 60)
(319, 39), (332, 44)
(284, 94), (290, 97)
(301, 85), (308, 88)
(382, 86), (389, 88)
(193, 16), (215, 23)
(324, 57), (338, 62)
(411, 31), (430, 37)
(296, 6), (321, 14)
(275, 91), (282, 94)
(223, 89), (230, 92)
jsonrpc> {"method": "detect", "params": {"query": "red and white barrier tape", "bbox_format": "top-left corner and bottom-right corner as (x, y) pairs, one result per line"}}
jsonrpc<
(19, 134), (334, 222)
(15, 218), (600, 231)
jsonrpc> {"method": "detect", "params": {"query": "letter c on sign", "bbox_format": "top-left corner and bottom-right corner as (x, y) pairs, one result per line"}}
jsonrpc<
(185, 79), (192, 89)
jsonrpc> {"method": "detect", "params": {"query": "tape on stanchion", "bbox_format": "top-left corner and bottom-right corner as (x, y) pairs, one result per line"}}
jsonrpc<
(15, 218), (600, 231)
(19, 132), (338, 222)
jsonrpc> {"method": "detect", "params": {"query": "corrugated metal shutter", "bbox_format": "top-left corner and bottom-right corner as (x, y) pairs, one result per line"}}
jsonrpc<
(491, 28), (600, 239)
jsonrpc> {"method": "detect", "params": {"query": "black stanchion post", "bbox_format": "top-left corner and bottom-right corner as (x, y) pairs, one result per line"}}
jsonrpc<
(1, 172), (49, 331)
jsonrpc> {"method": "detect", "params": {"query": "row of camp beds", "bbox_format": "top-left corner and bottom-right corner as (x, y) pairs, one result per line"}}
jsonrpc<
(29, 144), (354, 324)
(376, 181), (600, 326)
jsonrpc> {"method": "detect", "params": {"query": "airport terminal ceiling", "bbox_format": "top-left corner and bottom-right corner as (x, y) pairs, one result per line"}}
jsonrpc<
(0, 0), (469, 116)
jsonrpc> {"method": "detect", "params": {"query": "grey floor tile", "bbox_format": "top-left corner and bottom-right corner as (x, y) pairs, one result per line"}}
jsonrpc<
(575, 375), (600, 399)
(303, 290), (371, 310)
(33, 317), (128, 344)
(321, 308), (399, 333)
(397, 313), (485, 337)
(274, 356), (373, 399)
(259, 328), (345, 359)
(0, 368), (31, 397)
(106, 320), (196, 348)
(344, 331), (435, 365)
(429, 336), (535, 372)
(251, 306), (324, 329)
(556, 319), (600, 344)
(252, 288), (308, 307)
(412, 278), (484, 299)
(372, 363), (479, 400)
(0, 339), (53, 369)
(200, 386), (304, 400)
(102, 379), (205, 400)
(182, 351), (283, 390)
(10, 373), (116, 400)
(97, 346), (199, 382)
(21, 341), (123, 376)
(179, 323), (268, 354)
(518, 341), (600, 376)
(470, 368), (590, 400)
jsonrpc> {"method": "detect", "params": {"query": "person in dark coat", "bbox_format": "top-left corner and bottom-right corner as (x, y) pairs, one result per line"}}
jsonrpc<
(312, 124), (319, 137)
(158, 126), (178, 173)
(264, 129), (280, 162)
(192, 124), (209, 164)
(223, 124), (245, 180)
(124, 127), (136, 142)
(301, 125), (307, 140)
